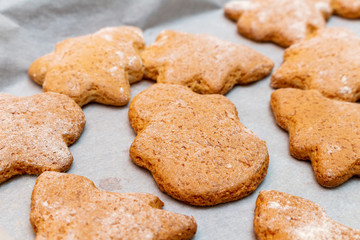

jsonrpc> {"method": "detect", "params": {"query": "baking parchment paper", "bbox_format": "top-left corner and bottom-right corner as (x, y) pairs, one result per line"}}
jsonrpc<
(0, 0), (359, 239)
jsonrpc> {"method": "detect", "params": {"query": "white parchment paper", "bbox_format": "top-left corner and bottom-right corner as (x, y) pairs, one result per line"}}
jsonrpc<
(0, 0), (359, 239)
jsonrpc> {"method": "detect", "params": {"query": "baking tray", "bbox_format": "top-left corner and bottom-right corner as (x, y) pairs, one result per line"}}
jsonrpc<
(0, 0), (359, 239)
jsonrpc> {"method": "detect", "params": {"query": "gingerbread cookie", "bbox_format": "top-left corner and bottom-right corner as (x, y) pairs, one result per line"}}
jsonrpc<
(129, 84), (269, 206)
(224, 0), (332, 47)
(28, 26), (145, 107)
(141, 30), (274, 94)
(31, 171), (197, 240)
(0, 92), (85, 184)
(271, 88), (360, 187)
(254, 190), (360, 239)
(272, 28), (360, 102)
(332, 0), (360, 18)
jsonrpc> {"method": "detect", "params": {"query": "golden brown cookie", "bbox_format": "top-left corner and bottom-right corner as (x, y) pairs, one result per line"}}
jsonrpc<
(28, 26), (145, 107)
(272, 28), (360, 102)
(129, 84), (269, 206)
(0, 92), (85, 184)
(254, 190), (360, 239)
(224, 0), (332, 47)
(271, 88), (360, 187)
(332, 0), (360, 18)
(141, 30), (274, 94)
(31, 171), (197, 240)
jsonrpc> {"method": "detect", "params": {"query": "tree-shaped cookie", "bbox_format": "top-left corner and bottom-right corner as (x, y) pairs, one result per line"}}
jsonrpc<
(0, 92), (85, 183)
(224, 0), (332, 47)
(28, 26), (145, 107)
(129, 84), (269, 206)
(31, 171), (197, 240)
(141, 30), (274, 94)
(332, 0), (360, 18)
(272, 28), (360, 102)
(271, 88), (360, 187)
(254, 190), (360, 239)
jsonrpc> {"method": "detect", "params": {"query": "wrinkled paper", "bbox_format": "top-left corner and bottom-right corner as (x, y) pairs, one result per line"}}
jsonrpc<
(0, 0), (359, 239)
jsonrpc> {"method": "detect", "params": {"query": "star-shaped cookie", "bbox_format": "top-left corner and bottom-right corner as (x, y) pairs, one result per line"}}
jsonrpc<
(31, 171), (197, 240)
(272, 28), (360, 102)
(0, 92), (85, 183)
(141, 30), (274, 94)
(224, 0), (332, 47)
(28, 26), (145, 107)
(129, 84), (269, 206)
(271, 88), (360, 187)
(254, 190), (360, 239)
(332, 0), (360, 18)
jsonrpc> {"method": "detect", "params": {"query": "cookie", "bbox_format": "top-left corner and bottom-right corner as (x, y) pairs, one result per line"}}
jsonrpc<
(0, 92), (85, 184)
(141, 30), (274, 94)
(28, 26), (145, 107)
(254, 190), (360, 239)
(224, 0), (332, 47)
(271, 88), (360, 187)
(271, 28), (360, 102)
(332, 0), (360, 18)
(129, 84), (269, 206)
(31, 171), (197, 240)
